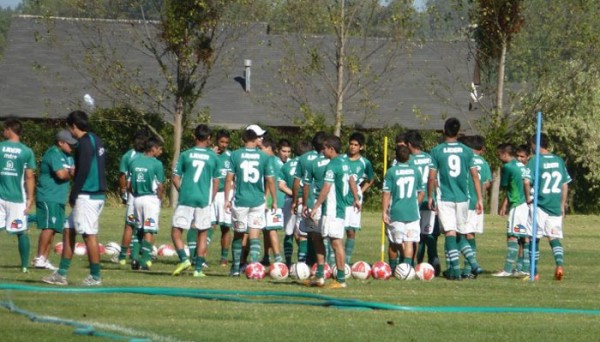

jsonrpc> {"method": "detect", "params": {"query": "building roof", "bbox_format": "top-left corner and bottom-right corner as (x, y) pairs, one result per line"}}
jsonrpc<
(0, 16), (483, 131)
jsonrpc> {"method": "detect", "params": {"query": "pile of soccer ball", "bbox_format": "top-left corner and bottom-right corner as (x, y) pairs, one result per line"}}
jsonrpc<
(284, 260), (435, 281)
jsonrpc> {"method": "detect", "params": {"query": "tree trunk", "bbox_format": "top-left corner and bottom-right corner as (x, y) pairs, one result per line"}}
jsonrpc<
(333, 0), (345, 137)
(489, 167), (501, 215)
(170, 96), (184, 207)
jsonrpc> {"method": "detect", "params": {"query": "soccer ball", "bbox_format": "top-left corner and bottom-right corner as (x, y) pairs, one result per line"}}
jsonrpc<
(351, 261), (372, 280)
(331, 263), (351, 279)
(104, 242), (121, 256)
(54, 242), (63, 255)
(395, 263), (416, 280)
(269, 262), (289, 280)
(245, 262), (266, 279)
(98, 243), (105, 255)
(415, 263), (435, 281)
(157, 244), (177, 257)
(371, 261), (392, 280)
(74, 242), (87, 256)
(310, 263), (332, 279)
(290, 262), (310, 280)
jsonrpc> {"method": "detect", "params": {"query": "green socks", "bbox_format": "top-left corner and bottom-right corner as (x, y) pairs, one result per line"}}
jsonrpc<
(344, 238), (355, 265)
(58, 257), (72, 276)
(504, 239), (519, 273)
(550, 239), (564, 266)
(90, 263), (101, 279)
(284, 235), (294, 266)
(186, 229), (197, 264)
(17, 233), (30, 268)
(445, 236), (460, 277)
(232, 237), (243, 272)
(297, 239), (307, 263)
(249, 238), (261, 263)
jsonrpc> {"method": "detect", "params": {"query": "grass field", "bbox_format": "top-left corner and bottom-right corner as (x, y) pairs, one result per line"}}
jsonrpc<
(1, 207), (600, 341)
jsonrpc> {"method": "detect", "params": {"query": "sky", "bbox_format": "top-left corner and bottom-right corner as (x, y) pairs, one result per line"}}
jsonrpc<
(0, 0), (21, 9)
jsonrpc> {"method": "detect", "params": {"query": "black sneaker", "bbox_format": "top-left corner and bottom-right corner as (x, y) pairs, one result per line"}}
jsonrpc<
(131, 259), (140, 270)
(471, 266), (484, 278)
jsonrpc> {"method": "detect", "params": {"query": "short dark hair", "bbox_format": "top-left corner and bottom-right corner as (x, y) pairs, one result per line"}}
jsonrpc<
(215, 129), (230, 140)
(278, 139), (291, 150)
(470, 135), (485, 151)
(295, 140), (312, 156)
(516, 144), (530, 156)
(531, 133), (549, 149)
(404, 130), (423, 149)
(458, 135), (472, 148)
(349, 132), (365, 146)
(496, 142), (515, 156)
(443, 117), (461, 137)
(194, 124), (212, 141)
(242, 128), (258, 142)
(395, 145), (411, 163)
(312, 131), (327, 151)
(145, 136), (163, 152)
(262, 137), (276, 151)
(133, 129), (149, 152)
(66, 110), (90, 131)
(395, 132), (406, 144)
(3, 118), (22, 136)
(323, 135), (342, 154)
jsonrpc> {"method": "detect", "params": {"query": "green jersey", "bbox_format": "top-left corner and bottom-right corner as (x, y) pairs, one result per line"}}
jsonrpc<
(303, 154), (330, 207)
(501, 159), (529, 208)
(269, 156), (286, 207)
(429, 141), (476, 202)
(216, 150), (231, 192)
(344, 155), (374, 203)
(383, 162), (423, 222)
(527, 153), (571, 216)
(36, 145), (74, 204)
(174, 147), (221, 208)
(280, 156), (300, 198)
(467, 154), (492, 210)
(295, 150), (317, 204)
(323, 155), (351, 219)
(119, 149), (141, 176)
(408, 151), (432, 209)
(129, 155), (165, 197)
(0, 140), (36, 203)
(228, 147), (274, 208)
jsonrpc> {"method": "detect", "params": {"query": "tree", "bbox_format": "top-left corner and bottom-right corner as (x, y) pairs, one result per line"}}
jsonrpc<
(269, 0), (418, 137)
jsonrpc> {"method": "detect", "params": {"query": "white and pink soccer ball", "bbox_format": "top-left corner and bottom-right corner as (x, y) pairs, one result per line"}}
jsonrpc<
(74, 242), (87, 256)
(157, 244), (177, 257)
(98, 243), (105, 255)
(245, 262), (266, 279)
(415, 262), (435, 281)
(310, 263), (332, 279)
(54, 242), (63, 255)
(104, 241), (121, 256)
(371, 261), (392, 280)
(290, 262), (310, 280)
(351, 261), (372, 280)
(269, 262), (289, 280)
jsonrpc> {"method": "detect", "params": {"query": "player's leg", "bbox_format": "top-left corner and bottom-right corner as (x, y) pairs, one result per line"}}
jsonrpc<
(187, 229), (197, 265)
(220, 225), (231, 266)
(194, 229), (209, 277)
(191, 206), (212, 276)
(247, 205), (266, 265)
(283, 197), (296, 267)
(171, 205), (194, 275)
(386, 222), (401, 271)
(75, 196), (104, 285)
(325, 217), (347, 288)
(261, 228), (271, 266)
(493, 235), (518, 277)
(344, 205), (360, 265)
(118, 194), (136, 264)
(456, 203), (482, 277)
(437, 201), (461, 280)
(5, 200), (31, 272)
(230, 205), (249, 276)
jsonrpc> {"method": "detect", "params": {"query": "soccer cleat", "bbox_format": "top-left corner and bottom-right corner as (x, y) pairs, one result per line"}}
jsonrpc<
(119, 259), (127, 266)
(22, 267), (29, 273)
(326, 281), (347, 289)
(554, 266), (564, 281)
(471, 266), (484, 278)
(131, 260), (140, 270)
(193, 270), (207, 278)
(82, 275), (102, 286)
(304, 276), (325, 287)
(514, 270), (529, 277)
(42, 272), (68, 286)
(44, 261), (58, 271)
(33, 257), (46, 268)
(229, 270), (240, 277)
(461, 273), (475, 280)
(492, 270), (513, 277)
(172, 259), (192, 276)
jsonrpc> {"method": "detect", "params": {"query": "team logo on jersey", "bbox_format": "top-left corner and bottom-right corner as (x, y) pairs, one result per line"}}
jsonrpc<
(325, 170), (334, 179)
(98, 147), (105, 156)
(6, 160), (14, 169)
(10, 219), (23, 230)
(137, 173), (145, 181)
(144, 218), (156, 228)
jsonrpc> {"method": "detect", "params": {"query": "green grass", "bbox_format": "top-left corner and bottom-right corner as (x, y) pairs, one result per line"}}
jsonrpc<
(2, 208), (600, 341)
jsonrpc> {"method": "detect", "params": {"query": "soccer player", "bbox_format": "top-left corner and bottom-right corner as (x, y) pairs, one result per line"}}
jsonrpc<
(224, 128), (276, 277)
(0, 118), (36, 273)
(115, 129), (147, 268)
(428, 118), (483, 280)
(527, 133), (571, 280)
(280, 140), (312, 267)
(404, 130), (439, 273)
(343, 132), (374, 265)
(459, 135), (492, 278)
(260, 137), (285, 265)
(171, 124), (221, 277)
(514, 144), (531, 272)
(493, 143), (531, 277)
(211, 129), (232, 267)
(309, 135), (360, 289)
(383, 145), (424, 270)
(43, 110), (107, 286)
(128, 137), (164, 271)
(33, 130), (76, 270)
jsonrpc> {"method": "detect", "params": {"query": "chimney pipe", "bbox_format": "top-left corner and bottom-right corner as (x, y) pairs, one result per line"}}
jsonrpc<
(244, 59), (252, 92)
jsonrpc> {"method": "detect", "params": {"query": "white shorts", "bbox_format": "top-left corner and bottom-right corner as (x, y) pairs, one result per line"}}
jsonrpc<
(530, 207), (563, 239)
(231, 203), (266, 233)
(65, 195), (104, 235)
(0, 199), (28, 233)
(265, 208), (284, 230)
(172, 205), (212, 230)
(283, 197), (298, 235)
(134, 195), (161, 233)
(464, 209), (484, 234)
(125, 193), (136, 226)
(419, 210), (436, 235)
(386, 220), (420, 244)
(322, 216), (345, 239)
(436, 200), (469, 234)
(299, 206), (322, 235)
(507, 202), (531, 237)
(211, 192), (232, 227)
(344, 206), (361, 230)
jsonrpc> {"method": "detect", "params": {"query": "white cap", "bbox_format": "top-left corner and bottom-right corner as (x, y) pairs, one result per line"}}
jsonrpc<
(246, 124), (266, 136)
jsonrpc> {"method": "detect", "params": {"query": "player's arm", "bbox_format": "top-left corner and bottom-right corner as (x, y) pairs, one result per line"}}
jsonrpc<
(382, 191), (391, 225)
(311, 182), (331, 219)
(470, 166), (483, 214)
(349, 175), (361, 212)
(212, 178), (220, 202)
(417, 189), (425, 204)
(499, 197), (508, 216)
(172, 174), (181, 192)
(118, 173), (128, 203)
(156, 183), (164, 201)
(360, 177), (375, 194)
(266, 176), (277, 211)
(523, 178), (532, 204)
(24, 169), (35, 214)
(561, 183), (569, 217)
(55, 168), (72, 181)
(279, 179), (293, 196)
(69, 136), (92, 207)
(427, 168), (437, 210)
(224, 172), (234, 212)
(291, 178), (300, 209)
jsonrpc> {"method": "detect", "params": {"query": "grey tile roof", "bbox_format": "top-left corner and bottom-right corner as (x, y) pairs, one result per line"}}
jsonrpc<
(0, 16), (483, 132)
